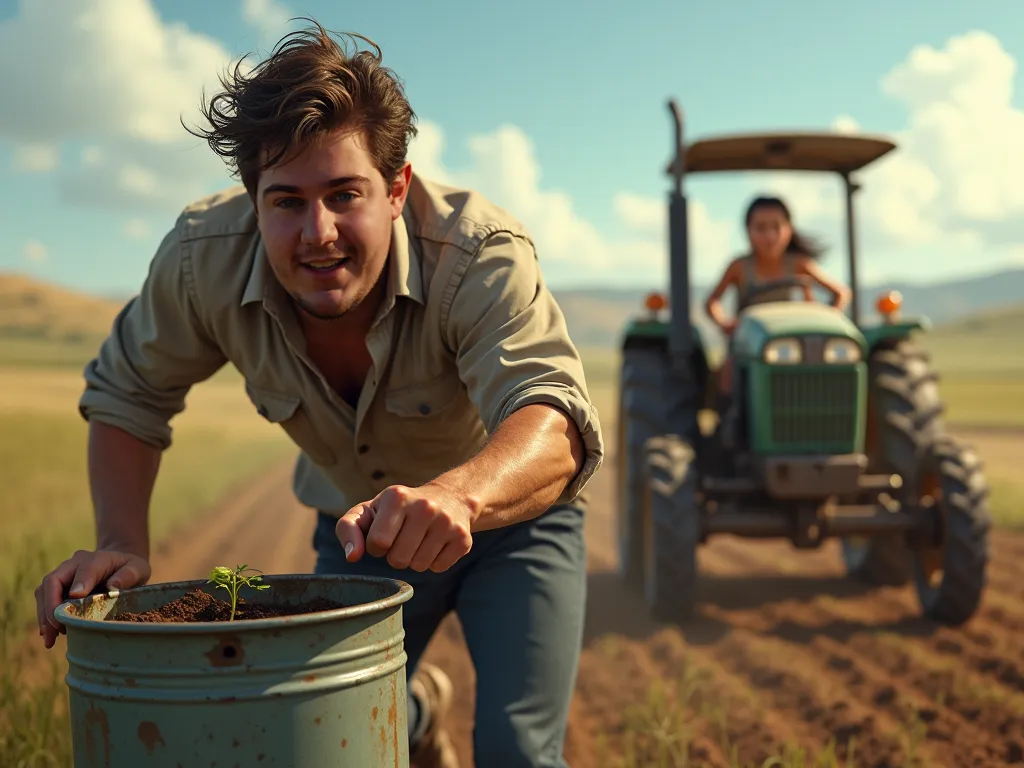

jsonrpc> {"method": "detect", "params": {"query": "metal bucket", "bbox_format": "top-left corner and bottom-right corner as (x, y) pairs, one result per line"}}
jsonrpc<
(54, 573), (413, 768)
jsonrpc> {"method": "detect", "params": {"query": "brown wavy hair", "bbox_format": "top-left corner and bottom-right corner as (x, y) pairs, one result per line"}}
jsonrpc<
(184, 18), (418, 198)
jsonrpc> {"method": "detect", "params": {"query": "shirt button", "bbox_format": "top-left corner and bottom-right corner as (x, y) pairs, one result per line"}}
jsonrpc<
(418, 403), (431, 415)
(371, 470), (385, 480)
(357, 444), (369, 454)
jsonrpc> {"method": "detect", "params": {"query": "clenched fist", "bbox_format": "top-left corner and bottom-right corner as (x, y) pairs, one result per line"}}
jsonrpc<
(335, 482), (476, 573)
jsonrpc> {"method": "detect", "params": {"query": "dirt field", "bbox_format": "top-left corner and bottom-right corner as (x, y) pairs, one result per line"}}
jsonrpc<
(37, 427), (1023, 767)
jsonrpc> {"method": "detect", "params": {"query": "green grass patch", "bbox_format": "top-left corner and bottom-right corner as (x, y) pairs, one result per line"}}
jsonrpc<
(989, 475), (1024, 530)
(0, 400), (295, 768)
(0, 337), (105, 370)
(0, 409), (294, 626)
(935, 374), (1024, 427)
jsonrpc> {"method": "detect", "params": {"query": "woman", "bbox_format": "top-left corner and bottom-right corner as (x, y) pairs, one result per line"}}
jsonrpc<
(705, 195), (851, 398)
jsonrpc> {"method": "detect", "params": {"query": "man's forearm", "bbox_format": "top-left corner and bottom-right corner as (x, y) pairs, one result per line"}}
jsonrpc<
(88, 421), (162, 559)
(429, 403), (586, 532)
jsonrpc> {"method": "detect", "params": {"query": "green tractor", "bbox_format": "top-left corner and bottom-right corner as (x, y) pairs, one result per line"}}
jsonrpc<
(615, 99), (991, 626)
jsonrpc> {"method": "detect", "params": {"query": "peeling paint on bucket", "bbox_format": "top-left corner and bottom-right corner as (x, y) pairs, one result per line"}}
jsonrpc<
(55, 574), (413, 767)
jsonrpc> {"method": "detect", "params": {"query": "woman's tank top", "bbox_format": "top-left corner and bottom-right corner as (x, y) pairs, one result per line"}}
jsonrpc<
(736, 254), (799, 312)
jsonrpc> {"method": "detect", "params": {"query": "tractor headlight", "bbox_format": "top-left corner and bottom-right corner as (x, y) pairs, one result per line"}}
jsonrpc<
(823, 338), (862, 364)
(763, 337), (802, 364)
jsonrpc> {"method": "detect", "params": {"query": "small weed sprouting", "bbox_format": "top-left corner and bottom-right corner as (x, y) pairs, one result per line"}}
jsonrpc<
(208, 564), (270, 621)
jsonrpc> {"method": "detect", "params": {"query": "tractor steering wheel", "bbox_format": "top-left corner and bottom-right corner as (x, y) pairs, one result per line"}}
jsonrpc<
(743, 275), (813, 304)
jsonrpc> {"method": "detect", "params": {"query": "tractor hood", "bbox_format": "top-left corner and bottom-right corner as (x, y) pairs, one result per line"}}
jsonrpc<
(732, 302), (866, 357)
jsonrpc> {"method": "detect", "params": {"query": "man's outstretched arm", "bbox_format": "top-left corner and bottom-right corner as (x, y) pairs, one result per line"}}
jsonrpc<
(430, 401), (586, 531)
(335, 231), (603, 572)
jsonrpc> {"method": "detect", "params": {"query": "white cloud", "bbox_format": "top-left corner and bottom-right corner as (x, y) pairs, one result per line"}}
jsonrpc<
(407, 121), (731, 286)
(743, 30), (1024, 281)
(1, 4), (1018, 291)
(242, 0), (293, 36)
(12, 143), (58, 173)
(22, 241), (48, 263)
(123, 219), (151, 239)
(0, 0), (237, 211)
(0, 0), (235, 146)
(831, 115), (860, 134)
(409, 32), (1024, 288)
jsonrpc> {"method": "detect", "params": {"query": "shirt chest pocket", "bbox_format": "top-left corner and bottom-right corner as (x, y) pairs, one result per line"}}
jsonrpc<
(244, 383), (337, 467)
(383, 369), (463, 423)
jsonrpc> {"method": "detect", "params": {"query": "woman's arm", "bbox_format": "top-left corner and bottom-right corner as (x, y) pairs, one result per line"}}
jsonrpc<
(795, 257), (851, 310)
(704, 259), (741, 334)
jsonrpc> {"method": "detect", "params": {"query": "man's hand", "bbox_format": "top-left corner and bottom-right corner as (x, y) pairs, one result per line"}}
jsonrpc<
(335, 482), (477, 573)
(34, 549), (151, 649)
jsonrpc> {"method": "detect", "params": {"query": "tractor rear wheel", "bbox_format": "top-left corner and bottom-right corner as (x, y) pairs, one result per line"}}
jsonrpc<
(842, 339), (944, 586)
(616, 343), (671, 590)
(911, 436), (991, 625)
(642, 434), (700, 623)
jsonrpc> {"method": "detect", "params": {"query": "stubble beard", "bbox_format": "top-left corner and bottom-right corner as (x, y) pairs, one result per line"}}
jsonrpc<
(292, 258), (387, 322)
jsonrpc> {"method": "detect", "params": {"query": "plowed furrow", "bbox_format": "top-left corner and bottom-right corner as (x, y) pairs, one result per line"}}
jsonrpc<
(809, 634), (1007, 767)
(706, 630), (914, 767)
(845, 633), (1024, 764)
(757, 587), (1024, 708)
(913, 627), (1024, 696)
(572, 628), (809, 768)
(645, 629), (809, 764)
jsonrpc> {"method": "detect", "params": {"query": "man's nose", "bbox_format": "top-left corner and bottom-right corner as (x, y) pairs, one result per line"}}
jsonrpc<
(301, 201), (338, 245)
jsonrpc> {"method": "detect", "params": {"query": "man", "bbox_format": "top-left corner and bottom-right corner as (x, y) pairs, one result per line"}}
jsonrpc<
(33, 20), (603, 768)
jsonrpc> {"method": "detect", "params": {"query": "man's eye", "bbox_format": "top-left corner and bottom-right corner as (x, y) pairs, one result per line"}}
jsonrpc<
(274, 197), (302, 209)
(331, 192), (356, 203)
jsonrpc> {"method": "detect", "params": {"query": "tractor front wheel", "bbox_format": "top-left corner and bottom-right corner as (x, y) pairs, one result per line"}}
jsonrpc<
(842, 339), (944, 586)
(615, 344), (670, 591)
(911, 436), (991, 626)
(642, 434), (700, 623)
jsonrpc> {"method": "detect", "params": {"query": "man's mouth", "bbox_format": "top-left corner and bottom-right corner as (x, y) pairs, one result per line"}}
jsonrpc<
(300, 257), (349, 274)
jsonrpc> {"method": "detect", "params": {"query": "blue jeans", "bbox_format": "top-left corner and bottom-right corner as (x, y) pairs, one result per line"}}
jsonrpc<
(312, 500), (587, 767)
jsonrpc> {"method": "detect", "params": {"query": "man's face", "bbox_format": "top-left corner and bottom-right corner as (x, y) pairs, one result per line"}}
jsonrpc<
(255, 127), (411, 320)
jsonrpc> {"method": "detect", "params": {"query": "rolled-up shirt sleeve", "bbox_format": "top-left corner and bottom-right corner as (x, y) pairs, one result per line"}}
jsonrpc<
(444, 230), (605, 504)
(78, 225), (227, 449)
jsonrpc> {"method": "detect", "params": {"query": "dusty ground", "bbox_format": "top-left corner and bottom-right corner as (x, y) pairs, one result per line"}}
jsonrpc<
(29, 428), (1024, 766)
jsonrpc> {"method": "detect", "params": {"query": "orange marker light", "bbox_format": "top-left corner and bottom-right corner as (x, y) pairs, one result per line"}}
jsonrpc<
(876, 290), (902, 319)
(644, 292), (668, 312)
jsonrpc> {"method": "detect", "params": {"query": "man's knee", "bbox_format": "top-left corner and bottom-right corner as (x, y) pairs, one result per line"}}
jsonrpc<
(473, 709), (567, 768)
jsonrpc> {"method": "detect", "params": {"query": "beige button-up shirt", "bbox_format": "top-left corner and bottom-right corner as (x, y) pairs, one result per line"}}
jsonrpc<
(79, 174), (604, 516)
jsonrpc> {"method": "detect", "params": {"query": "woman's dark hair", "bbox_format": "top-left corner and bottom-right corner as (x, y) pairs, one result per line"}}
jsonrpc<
(744, 195), (826, 259)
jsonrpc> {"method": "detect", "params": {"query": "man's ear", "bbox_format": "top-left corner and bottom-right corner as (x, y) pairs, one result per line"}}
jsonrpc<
(389, 162), (413, 219)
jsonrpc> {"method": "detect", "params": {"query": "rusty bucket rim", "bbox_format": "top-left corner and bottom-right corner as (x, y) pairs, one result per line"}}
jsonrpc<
(53, 572), (413, 634)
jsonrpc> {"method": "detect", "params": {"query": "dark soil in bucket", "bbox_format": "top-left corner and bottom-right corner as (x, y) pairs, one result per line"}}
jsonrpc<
(110, 588), (347, 623)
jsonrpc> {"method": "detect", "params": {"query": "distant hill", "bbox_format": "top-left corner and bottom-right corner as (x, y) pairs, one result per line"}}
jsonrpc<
(552, 267), (1024, 350)
(0, 273), (122, 344)
(2, 267), (1023, 369)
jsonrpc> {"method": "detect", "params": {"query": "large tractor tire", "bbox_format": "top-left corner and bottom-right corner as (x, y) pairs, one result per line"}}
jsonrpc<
(911, 436), (991, 625)
(842, 339), (944, 586)
(615, 343), (670, 590)
(642, 434), (700, 623)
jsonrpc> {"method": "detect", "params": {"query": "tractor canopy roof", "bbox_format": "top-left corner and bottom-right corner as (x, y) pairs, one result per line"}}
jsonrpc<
(666, 132), (897, 176)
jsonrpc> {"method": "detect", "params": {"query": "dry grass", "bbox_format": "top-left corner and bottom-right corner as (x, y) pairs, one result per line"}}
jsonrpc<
(589, 643), (913, 768)
(0, 365), (295, 768)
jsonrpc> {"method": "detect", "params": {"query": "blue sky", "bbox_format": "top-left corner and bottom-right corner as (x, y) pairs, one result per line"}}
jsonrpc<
(1, 0), (1022, 297)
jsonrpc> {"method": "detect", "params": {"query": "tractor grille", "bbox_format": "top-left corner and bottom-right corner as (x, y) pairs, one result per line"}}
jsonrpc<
(767, 367), (859, 452)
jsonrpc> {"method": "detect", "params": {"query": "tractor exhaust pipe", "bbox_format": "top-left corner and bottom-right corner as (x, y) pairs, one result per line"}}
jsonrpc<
(666, 99), (693, 377)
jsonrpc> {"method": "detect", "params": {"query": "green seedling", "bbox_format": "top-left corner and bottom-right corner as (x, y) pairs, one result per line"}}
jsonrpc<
(208, 564), (271, 621)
